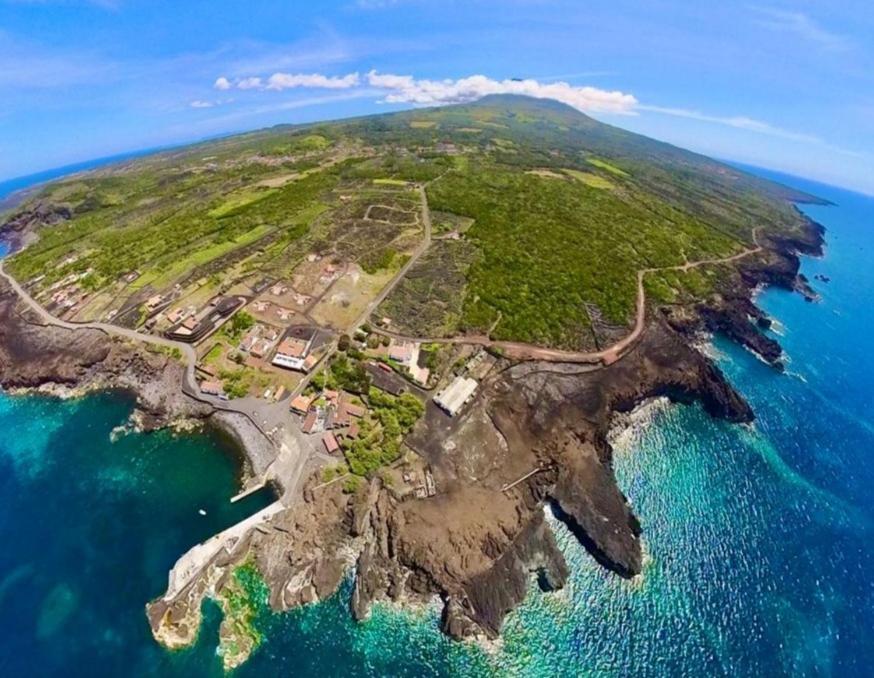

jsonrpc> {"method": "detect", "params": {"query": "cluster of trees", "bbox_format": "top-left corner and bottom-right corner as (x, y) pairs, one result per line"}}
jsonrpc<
(426, 160), (739, 350)
(343, 387), (424, 478)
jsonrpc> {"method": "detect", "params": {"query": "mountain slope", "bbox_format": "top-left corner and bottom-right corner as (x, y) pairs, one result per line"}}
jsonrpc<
(2, 94), (819, 350)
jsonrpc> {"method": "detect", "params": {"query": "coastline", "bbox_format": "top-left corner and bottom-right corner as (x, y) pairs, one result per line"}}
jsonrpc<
(0, 164), (829, 667)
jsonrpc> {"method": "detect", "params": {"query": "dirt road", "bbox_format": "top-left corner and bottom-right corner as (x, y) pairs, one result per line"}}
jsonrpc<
(378, 228), (764, 365)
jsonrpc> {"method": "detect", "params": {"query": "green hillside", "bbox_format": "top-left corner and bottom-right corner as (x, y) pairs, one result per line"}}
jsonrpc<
(5, 95), (817, 349)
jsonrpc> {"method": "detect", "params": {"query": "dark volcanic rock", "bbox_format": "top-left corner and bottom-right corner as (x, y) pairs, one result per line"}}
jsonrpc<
(462, 509), (569, 636)
(334, 317), (756, 639)
(0, 201), (71, 251)
(0, 278), (210, 427)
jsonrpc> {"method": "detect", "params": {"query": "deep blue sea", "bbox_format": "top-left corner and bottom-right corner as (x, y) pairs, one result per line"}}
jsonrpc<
(1, 168), (872, 676)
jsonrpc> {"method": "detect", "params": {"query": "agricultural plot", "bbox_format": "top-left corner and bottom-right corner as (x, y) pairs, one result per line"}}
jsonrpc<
(427, 160), (742, 350)
(309, 264), (394, 330)
(377, 239), (479, 337)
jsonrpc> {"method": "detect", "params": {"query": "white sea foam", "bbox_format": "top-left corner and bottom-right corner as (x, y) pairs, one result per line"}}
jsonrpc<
(607, 397), (672, 454)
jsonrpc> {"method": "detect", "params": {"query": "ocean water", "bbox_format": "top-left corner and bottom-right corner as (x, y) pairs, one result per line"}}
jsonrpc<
(1, 169), (872, 676)
(0, 148), (172, 206)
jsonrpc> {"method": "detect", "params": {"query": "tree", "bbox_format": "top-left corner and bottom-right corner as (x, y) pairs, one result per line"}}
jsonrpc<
(338, 334), (351, 351)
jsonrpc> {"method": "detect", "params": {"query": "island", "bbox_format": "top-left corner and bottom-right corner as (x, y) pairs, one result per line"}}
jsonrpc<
(0, 94), (825, 669)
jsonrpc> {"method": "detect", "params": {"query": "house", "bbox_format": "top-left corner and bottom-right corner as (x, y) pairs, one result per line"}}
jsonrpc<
(365, 362), (406, 396)
(145, 294), (164, 311)
(338, 421), (360, 440)
(166, 308), (185, 324)
(270, 284), (288, 296)
(211, 296), (241, 317)
(200, 380), (226, 398)
(389, 341), (414, 365)
(334, 400), (366, 428)
(301, 409), (318, 434)
(239, 330), (260, 353)
(250, 338), (273, 359)
(322, 433), (340, 454)
(272, 334), (314, 372)
(275, 307), (293, 321)
(434, 376), (478, 417)
(344, 402), (366, 418)
(289, 394), (313, 415)
(253, 300), (269, 312)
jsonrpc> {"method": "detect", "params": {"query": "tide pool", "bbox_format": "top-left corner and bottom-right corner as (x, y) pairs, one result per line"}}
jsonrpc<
(0, 169), (872, 676)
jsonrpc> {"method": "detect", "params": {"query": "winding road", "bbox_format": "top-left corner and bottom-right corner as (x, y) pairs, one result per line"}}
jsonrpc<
(0, 258), (284, 441)
(375, 228), (764, 365)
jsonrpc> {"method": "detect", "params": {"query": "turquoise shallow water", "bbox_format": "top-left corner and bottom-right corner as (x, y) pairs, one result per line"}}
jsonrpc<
(1, 169), (873, 675)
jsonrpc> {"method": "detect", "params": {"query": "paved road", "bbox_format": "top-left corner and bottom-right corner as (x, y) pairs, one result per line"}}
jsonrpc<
(288, 182), (434, 399)
(0, 258), (285, 442)
(377, 228), (764, 365)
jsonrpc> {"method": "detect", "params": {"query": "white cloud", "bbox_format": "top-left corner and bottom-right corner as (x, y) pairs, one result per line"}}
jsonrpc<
(639, 105), (822, 144)
(266, 71), (360, 90)
(365, 71), (638, 114)
(189, 100), (215, 108)
(753, 7), (851, 52)
(217, 71), (361, 92)
(237, 76), (263, 90)
(641, 104), (864, 157)
(204, 67), (861, 159)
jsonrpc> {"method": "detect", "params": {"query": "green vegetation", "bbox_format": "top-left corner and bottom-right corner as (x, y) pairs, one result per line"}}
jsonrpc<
(359, 247), (398, 274)
(325, 354), (371, 394)
(8, 156), (340, 295)
(321, 463), (348, 483)
(564, 168), (614, 190)
(216, 561), (268, 671)
(145, 344), (183, 361)
(343, 388), (424, 478)
(219, 367), (255, 399)
(225, 310), (255, 341)
(427, 160), (741, 348)
(378, 239), (478, 336)
(586, 157), (629, 177)
(5, 94), (818, 352)
(203, 343), (224, 365)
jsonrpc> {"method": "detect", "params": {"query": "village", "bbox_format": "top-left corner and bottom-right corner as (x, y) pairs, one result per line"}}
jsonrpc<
(30, 174), (492, 500)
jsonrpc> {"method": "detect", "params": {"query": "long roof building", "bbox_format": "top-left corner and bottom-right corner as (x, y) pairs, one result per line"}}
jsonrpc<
(434, 376), (478, 417)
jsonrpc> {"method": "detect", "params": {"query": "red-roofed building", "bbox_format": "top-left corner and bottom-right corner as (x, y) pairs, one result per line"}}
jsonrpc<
(301, 409), (318, 434)
(322, 432), (340, 454)
(290, 394), (313, 415)
(200, 380), (225, 398)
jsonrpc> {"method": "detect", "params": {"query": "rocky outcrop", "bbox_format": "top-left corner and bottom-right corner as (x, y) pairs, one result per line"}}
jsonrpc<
(0, 201), (71, 250)
(0, 277), (210, 428)
(665, 216), (825, 369)
(0, 209), (827, 658)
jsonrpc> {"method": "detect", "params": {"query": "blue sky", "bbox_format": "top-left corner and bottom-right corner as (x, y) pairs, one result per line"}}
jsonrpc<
(1, 0), (872, 193)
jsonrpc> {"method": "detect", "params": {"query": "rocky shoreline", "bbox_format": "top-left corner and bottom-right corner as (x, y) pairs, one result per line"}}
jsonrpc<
(0, 275), (269, 482)
(0, 214), (825, 666)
